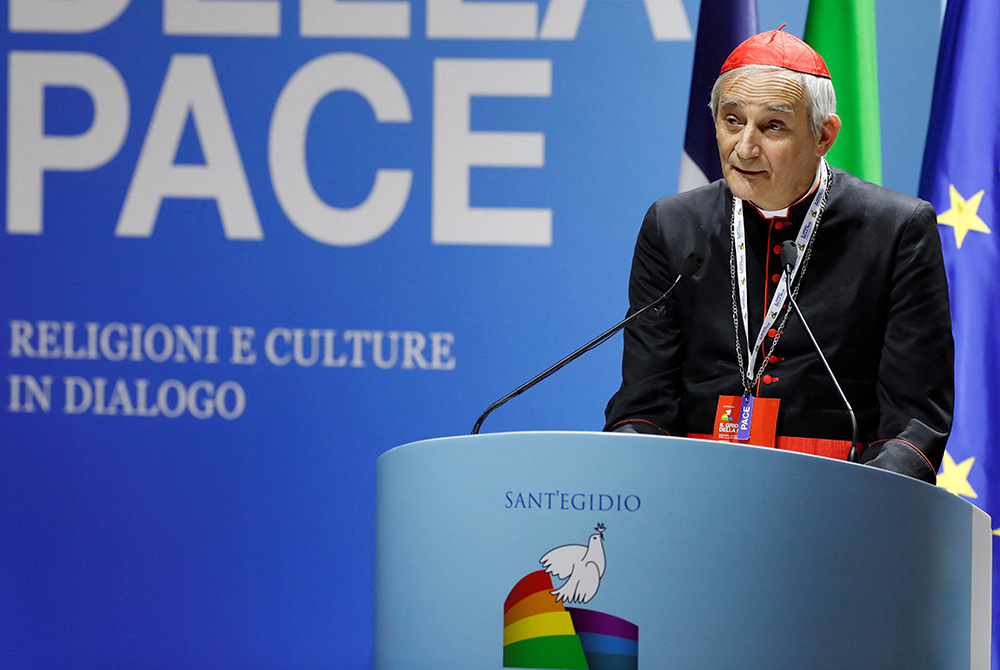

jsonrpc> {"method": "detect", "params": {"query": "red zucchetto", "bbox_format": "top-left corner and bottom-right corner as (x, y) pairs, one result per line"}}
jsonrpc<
(720, 25), (831, 79)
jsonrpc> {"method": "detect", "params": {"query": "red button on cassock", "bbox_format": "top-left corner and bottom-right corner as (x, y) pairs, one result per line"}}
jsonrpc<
(762, 375), (778, 384)
(768, 355), (780, 364)
(767, 328), (778, 338)
(771, 274), (781, 284)
(774, 221), (785, 230)
(773, 245), (782, 255)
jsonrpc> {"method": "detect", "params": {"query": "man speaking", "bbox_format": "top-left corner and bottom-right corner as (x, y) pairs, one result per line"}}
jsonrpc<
(604, 28), (953, 483)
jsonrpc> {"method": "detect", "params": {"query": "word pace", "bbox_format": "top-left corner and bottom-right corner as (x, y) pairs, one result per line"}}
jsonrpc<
(6, 0), (691, 247)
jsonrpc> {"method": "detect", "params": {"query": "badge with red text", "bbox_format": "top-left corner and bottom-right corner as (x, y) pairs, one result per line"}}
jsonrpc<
(713, 395), (780, 447)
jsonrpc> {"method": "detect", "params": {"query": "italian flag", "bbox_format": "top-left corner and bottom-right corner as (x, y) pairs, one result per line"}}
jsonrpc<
(804, 0), (883, 185)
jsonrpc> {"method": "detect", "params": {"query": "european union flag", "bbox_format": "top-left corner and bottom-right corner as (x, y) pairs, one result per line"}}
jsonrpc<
(918, 0), (1000, 664)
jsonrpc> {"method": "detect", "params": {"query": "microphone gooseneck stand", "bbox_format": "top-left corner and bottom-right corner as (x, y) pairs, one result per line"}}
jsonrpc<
(471, 253), (704, 435)
(780, 241), (859, 462)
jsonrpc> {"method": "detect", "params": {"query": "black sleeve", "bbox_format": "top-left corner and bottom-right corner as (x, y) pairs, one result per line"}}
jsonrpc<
(604, 203), (686, 436)
(861, 200), (954, 483)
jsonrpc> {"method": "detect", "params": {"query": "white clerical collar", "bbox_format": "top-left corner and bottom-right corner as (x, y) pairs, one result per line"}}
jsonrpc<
(748, 162), (824, 219)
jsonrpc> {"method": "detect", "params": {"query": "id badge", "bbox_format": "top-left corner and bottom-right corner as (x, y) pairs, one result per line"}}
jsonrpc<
(713, 395), (780, 447)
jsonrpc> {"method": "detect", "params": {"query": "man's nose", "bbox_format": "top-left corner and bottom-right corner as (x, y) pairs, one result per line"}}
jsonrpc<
(735, 126), (761, 159)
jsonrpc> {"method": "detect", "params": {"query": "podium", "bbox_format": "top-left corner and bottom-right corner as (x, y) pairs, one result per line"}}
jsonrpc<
(374, 432), (991, 669)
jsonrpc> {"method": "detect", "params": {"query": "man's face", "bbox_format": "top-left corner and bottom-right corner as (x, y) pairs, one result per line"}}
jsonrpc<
(715, 68), (838, 211)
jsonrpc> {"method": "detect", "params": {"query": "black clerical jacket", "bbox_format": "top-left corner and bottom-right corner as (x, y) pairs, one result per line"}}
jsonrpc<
(604, 169), (954, 483)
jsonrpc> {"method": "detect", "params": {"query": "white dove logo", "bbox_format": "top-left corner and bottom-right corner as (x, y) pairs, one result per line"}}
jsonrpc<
(539, 523), (606, 604)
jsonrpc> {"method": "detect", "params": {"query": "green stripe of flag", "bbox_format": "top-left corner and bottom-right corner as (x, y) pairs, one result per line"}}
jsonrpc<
(804, 0), (883, 185)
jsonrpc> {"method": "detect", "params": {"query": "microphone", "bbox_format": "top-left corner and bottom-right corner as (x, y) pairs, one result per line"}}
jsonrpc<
(780, 240), (859, 462)
(471, 251), (705, 435)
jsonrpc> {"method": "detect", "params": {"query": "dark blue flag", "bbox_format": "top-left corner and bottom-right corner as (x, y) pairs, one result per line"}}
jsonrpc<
(919, 0), (1000, 665)
(678, 0), (758, 192)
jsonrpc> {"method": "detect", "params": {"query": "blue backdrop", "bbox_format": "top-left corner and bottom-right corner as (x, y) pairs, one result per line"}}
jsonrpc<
(1, 0), (944, 667)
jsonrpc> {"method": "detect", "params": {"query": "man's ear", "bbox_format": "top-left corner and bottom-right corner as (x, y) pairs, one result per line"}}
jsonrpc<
(816, 114), (841, 157)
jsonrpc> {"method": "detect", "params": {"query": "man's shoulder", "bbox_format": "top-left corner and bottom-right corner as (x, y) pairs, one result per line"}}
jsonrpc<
(830, 168), (934, 220)
(649, 180), (730, 219)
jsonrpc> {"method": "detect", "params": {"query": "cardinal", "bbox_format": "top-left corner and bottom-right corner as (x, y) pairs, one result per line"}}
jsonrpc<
(539, 523), (606, 604)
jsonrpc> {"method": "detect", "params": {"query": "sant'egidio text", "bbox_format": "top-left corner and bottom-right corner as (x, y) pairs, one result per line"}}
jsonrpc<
(505, 491), (640, 512)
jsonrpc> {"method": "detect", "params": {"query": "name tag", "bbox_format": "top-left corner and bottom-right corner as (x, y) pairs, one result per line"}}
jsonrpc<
(714, 395), (780, 447)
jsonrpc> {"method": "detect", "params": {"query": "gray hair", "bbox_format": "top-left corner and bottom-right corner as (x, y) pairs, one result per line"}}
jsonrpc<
(709, 64), (837, 137)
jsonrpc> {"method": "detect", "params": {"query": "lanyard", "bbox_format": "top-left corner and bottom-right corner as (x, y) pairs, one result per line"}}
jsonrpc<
(731, 160), (829, 391)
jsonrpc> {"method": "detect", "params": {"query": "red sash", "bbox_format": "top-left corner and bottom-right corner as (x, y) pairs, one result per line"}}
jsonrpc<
(687, 433), (854, 461)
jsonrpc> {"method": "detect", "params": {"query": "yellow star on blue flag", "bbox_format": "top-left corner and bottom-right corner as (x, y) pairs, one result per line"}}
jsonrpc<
(937, 184), (991, 248)
(936, 450), (978, 499)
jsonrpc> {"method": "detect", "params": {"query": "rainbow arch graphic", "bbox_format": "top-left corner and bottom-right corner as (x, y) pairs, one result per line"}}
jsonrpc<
(503, 571), (638, 669)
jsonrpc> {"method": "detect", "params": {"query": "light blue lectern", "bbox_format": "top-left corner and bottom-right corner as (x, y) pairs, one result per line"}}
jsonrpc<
(374, 432), (991, 669)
